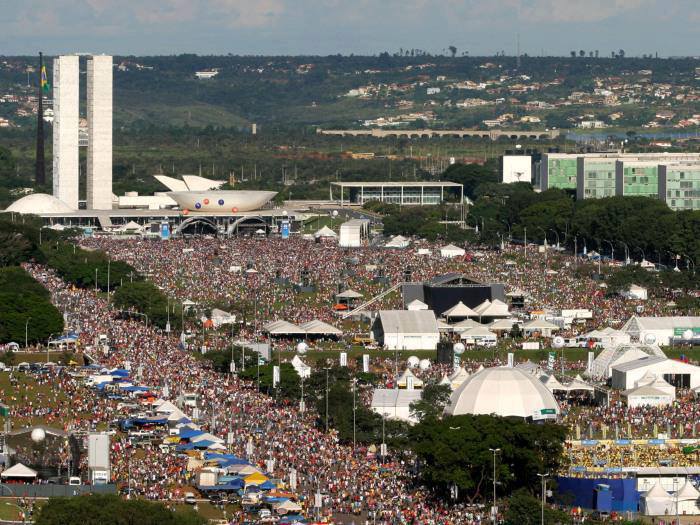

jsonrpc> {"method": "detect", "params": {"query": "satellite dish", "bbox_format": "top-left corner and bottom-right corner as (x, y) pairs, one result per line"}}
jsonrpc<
(643, 333), (657, 345)
(332, 210), (338, 217)
(419, 359), (431, 370)
(453, 342), (466, 355)
(407, 356), (420, 368)
(296, 342), (308, 355)
(683, 329), (694, 341)
(282, 210), (288, 216)
(552, 336), (565, 349)
(31, 428), (46, 443)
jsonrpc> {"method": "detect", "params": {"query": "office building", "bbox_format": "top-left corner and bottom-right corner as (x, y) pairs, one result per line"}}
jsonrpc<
(659, 164), (700, 211)
(576, 156), (617, 199)
(87, 55), (113, 210)
(615, 161), (659, 199)
(330, 181), (463, 206)
(52, 55), (80, 209)
(539, 153), (578, 190)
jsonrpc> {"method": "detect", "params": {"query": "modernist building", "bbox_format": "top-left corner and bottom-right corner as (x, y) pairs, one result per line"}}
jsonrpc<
(86, 55), (113, 210)
(330, 181), (463, 206)
(52, 54), (113, 211)
(658, 164), (700, 211)
(52, 55), (80, 209)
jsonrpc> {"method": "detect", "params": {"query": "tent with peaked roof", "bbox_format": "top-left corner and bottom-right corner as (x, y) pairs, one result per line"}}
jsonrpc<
(460, 326), (497, 346)
(439, 374), (451, 387)
(449, 367), (470, 390)
(1, 463), (37, 480)
(540, 374), (568, 392)
(397, 368), (423, 389)
(314, 225), (337, 239)
(640, 482), (674, 516)
(522, 319), (560, 337)
(264, 320), (306, 336)
(244, 472), (269, 486)
(450, 319), (482, 333)
(336, 289), (363, 300)
(385, 235), (410, 249)
(299, 319), (342, 336)
(439, 244), (465, 258)
(676, 480), (700, 515)
(407, 299), (428, 311)
(442, 301), (478, 320)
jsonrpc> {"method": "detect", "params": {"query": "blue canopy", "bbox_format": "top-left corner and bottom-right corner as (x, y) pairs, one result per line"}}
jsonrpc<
(110, 369), (130, 377)
(179, 427), (205, 439)
(120, 385), (151, 392)
(192, 440), (217, 449)
(203, 452), (247, 464)
(176, 443), (196, 451)
(199, 480), (244, 491)
(133, 417), (168, 425)
(259, 480), (276, 490)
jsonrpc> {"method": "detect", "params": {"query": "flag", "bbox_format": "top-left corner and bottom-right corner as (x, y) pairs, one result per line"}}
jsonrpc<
(41, 65), (50, 92)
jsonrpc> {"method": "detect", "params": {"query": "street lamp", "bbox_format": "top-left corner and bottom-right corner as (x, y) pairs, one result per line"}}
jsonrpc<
(324, 367), (331, 433)
(489, 448), (501, 523)
(548, 229), (560, 250)
(24, 317), (31, 350)
(537, 472), (549, 525)
(602, 239), (614, 262)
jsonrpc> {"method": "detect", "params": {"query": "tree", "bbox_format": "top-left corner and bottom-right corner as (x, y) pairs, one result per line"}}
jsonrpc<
(34, 494), (205, 525)
(570, 51), (576, 58)
(449, 46), (457, 58)
(504, 488), (568, 525)
(579, 50), (585, 57)
(410, 383), (451, 422)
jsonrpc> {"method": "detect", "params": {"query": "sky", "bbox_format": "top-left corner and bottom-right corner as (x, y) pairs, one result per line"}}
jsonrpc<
(0, 0), (698, 57)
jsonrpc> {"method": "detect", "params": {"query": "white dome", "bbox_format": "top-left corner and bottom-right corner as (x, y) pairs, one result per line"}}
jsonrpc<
(445, 366), (559, 418)
(6, 193), (74, 214)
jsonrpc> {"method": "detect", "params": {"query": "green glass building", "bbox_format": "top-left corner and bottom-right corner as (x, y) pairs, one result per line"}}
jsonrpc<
(615, 161), (660, 198)
(659, 164), (700, 211)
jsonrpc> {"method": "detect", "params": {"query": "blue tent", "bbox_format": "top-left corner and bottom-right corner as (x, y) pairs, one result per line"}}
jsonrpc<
(176, 443), (197, 451)
(203, 452), (247, 464)
(259, 480), (276, 490)
(192, 440), (217, 449)
(179, 427), (205, 439)
(110, 369), (130, 377)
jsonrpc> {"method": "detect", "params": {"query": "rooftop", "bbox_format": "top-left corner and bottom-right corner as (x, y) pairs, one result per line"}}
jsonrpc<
(330, 181), (462, 188)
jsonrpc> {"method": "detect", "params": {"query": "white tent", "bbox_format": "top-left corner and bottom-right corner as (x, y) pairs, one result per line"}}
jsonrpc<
(676, 480), (700, 515)
(450, 318), (482, 333)
(372, 310), (439, 350)
(489, 318), (517, 332)
(339, 219), (369, 248)
(622, 384), (673, 408)
(264, 320), (306, 336)
(474, 299), (511, 319)
(314, 225), (338, 239)
(442, 301), (478, 320)
(202, 308), (236, 328)
(460, 326), (497, 346)
(522, 319), (560, 337)
(385, 235), (410, 249)
(540, 374), (568, 393)
(336, 289), (363, 300)
(119, 220), (143, 233)
(439, 374), (451, 387)
(274, 499), (303, 515)
(635, 372), (676, 398)
(623, 284), (648, 301)
(588, 342), (665, 380)
(448, 366), (470, 390)
(407, 299), (428, 311)
(439, 244), (465, 258)
(640, 482), (674, 516)
(299, 319), (342, 336)
(1, 463), (38, 479)
(397, 368), (423, 389)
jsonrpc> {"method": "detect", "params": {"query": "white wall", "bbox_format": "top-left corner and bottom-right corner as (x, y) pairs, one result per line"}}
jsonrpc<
(612, 360), (700, 390)
(53, 56), (80, 209)
(502, 155), (532, 184)
(384, 332), (439, 351)
(87, 56), (113, 210)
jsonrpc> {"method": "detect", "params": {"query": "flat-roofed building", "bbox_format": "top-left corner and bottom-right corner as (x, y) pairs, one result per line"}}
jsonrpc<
(577, 155), (617, 199)
(659, 163), (700, 211)
(615, 161), (660, 198)
(330, 181), (463, 206)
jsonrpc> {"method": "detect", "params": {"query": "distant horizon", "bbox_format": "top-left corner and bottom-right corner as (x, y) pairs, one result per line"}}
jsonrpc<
(0, 1), (698, 58)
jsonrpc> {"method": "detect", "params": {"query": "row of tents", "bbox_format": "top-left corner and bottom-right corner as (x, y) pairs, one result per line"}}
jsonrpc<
(264, 319), (342, 337)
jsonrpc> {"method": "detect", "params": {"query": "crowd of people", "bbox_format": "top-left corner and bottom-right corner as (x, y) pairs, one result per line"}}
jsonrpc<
(1, 233), (693, 523)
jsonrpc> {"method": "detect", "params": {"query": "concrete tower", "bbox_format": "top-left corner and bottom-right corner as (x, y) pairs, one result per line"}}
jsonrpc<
(52, 55), (80, 209)
(87, 55), (113, 210)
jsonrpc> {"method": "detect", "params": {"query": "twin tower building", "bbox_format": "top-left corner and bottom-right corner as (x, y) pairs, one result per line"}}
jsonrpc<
(52, 55), (112, 210)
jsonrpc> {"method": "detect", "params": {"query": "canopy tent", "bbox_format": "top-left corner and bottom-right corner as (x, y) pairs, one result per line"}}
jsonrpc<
(522, 319), (560, 337)
(449, 366), (470, 390)
(474, 299), (511, 319)
(274, 499), (303, 515)
(384, 235), (410, 249)
(396, 368), (423, 389)
(407, 299), (428, 311)
(640, 482), (674, 516)
(622, 384), (673, 408)
(314, 225), (337, 239)
(439, 374), (451, 387)
(439, 244), (465, 258)
(336, 289), (363, 300)
(244, 472), (270, 486)
(442, 301), (478, 320)
(450, 318), (482, 333)
(540, 374), (568, 392)
(1, 463), (37, 479)
(489, 319), (517, 332)
(299, 320), (343, 336)
(460, 326), (498, 345)
(676, 480), (700, 515)
(264, 320), (306, 336)
(226, 464), (261, 476)
(119, 220), (143, 233)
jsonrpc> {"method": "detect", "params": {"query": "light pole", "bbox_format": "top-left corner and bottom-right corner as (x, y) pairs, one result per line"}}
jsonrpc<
(602, 239), (614, 262)
(489, 448), (501, 523)
(352, 377), (357, 451)
(24, 317), (31, 350)
(325, 368), (330, 433)
(537, 472), (549, 525)
(548, 229), (560, 250)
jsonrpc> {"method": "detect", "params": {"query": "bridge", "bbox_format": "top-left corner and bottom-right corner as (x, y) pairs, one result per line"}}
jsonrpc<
(317, 128), (560, 141)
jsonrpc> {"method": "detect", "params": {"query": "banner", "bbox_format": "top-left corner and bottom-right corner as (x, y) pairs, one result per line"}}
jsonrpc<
(273, 365), (280, 387)
(340, 352), (347, 367)
(289, 469), (297, 491)
(406, 376), (414, 390)
(453, 354), (461, 369)
(160, 222), (170, 240)
(587, 351), (594, 372)
(547, 352), (556, 370)
(507, 353), (514, 367)
(362, 354), (369, 373)
(281, 220), (290, 239)
(229, 361), (236, 373)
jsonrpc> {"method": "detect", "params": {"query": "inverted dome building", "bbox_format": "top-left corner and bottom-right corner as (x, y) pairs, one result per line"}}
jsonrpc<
(444, 366), (560, 420)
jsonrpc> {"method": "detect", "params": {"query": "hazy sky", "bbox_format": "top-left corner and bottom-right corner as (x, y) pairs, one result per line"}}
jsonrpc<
(0, 0), (698, 57)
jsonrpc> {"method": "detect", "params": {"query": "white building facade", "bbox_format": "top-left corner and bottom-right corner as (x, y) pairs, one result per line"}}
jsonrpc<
(87, 55), (113, 210)
(52, 55), (80, 209)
